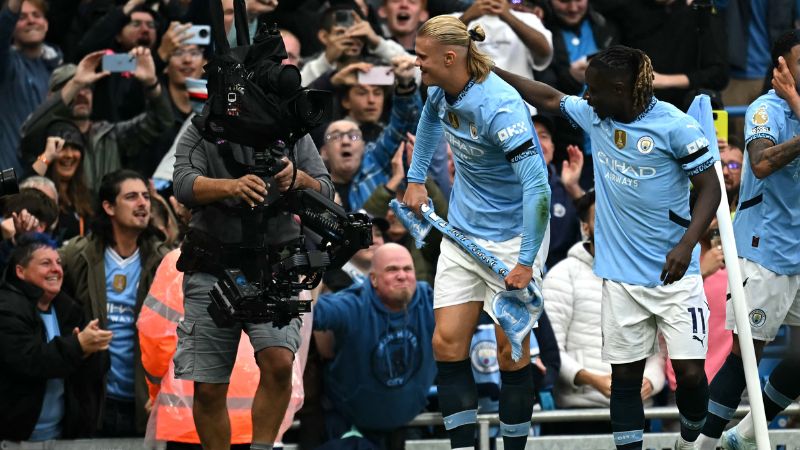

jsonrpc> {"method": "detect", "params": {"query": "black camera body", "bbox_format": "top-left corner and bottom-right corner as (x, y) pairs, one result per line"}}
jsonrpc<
(0, 169), (18, 198)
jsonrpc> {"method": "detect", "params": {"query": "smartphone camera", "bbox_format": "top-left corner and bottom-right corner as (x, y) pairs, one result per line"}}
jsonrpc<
(184, 25), (211, 45)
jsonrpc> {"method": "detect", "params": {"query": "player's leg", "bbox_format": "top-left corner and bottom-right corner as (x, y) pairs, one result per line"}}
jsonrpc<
(722, 281), (800, 446)
(611, 360), (647, 450)
(655, 275), (709, 448)
(432, 239), (487, 449)
(698, 259), (788, 449)
(495, 326), (533, 450)
(601, 280), (658, 450)
(433, 303), (484, 450)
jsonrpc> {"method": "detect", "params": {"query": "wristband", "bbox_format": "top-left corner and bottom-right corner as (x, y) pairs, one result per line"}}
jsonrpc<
(144, 80), (160, 91)
(37, 154), (50, 165)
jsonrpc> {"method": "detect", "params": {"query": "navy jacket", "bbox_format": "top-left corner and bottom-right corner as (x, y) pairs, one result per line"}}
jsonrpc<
(314, 281), (436, 431)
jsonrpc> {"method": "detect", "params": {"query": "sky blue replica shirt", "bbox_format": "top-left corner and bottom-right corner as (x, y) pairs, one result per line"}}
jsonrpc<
(29, 308), (64, 441)
(407, 72), (550, 266)
(736, 90), (800, 275)
(105, 248), (141, 400)
(561, 96), (715, 286)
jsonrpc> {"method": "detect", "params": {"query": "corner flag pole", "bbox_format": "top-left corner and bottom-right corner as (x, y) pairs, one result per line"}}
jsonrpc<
(712, 163), (771, 450)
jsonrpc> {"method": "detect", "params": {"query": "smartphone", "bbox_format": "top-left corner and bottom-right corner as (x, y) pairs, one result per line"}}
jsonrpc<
(184, 24), (211, 45)
(102, 54), (136, 73)
(712, 110), (728, 141)
(334, 9), (354, 28)
(358, 66), (395, 86)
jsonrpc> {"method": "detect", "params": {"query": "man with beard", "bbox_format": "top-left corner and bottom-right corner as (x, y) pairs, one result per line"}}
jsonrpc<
(0, 0), (62, 178)
(74, 0), (160, 121)
(19, 47), (172, 191)
(312, 243), (436, 448)
(719, 137), (744, 216)
(378, 0), (429, 52)
(59, 169), (170, 437)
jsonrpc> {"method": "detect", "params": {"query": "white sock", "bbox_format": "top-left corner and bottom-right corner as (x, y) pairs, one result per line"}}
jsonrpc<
(676, 436), (694, 448)
(696, 433), (720, 450)
(737, 412), (755, 439)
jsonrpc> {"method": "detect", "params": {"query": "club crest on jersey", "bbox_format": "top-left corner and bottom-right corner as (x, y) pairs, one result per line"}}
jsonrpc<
(447, 111), (460, 129)
(469, 122), (479, 139)
(752, 105), (769, 126)
(749, 308), (767, 328)
(636, 136), (655, 154)
(614, 129), (626, 149)
(113, 274), (127, 293)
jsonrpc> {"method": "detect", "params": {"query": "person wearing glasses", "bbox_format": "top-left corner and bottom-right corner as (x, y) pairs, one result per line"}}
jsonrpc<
(321, 57), (422, 211)
(718, 137), (744, 216)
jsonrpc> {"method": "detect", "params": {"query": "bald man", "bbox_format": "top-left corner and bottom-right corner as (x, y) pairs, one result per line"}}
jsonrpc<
(312, 243), (436, 445)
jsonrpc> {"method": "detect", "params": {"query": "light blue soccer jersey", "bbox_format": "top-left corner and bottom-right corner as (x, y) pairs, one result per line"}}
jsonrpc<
(736, 90), (800, 275)
(561, 96), (716, 286)
(407, 72), (550, 266)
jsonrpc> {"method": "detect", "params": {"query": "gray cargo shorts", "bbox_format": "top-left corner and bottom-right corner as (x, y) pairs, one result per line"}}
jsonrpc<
(173, 271), (302, 384)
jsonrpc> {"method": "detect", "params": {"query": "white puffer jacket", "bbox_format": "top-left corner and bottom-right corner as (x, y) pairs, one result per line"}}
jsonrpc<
(544, 242), (666, 408)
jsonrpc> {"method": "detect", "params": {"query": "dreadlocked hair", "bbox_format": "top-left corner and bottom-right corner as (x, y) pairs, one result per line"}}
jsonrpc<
(418, 15), (493, 83)
(590, 45), (654, 113)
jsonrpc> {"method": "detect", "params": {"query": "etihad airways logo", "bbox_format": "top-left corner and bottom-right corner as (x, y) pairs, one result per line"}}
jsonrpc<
(595, 151), (657, 178)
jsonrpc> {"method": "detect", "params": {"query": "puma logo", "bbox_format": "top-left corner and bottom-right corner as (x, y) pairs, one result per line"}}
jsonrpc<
(693, 335), (706, 346)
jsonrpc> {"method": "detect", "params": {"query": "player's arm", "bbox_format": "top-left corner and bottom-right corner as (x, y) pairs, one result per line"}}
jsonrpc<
(505, 142), (551, 290)
(403, 93), (443, 215)
(493, 66), (566, 115)
(747, 137), (800, 179)
(661, 166), (720, 285)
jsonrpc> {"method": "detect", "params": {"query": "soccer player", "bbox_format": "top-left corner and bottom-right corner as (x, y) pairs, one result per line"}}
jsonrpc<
(695, 30), (800, 450)
(402, 15), (551, 450)
(493, 46), (722, 450)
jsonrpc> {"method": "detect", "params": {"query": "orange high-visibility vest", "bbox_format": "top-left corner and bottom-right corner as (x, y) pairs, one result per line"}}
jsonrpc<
(137, 249), (312, 444)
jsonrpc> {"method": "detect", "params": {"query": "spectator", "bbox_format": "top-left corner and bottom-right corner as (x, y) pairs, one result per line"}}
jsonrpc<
(19, 175), (58, 205)
(59, 169), (169, 437)
(332, 64), (391, 142)
(0, 0), (62, 178)
(30, 120), (94, 243)
(313, 243), (436, 448)
(378, 0), (429, 52)
(301, 5), (408, 86)
(536, 0), (618, 94)
(280, 28), (302, 66)
(594, 0), (729, 111)
(544, 191), (666, 435)
(320, 60), (422, 211)
(1, 187), (59, 242)
(454, 0), (553, 107)
(0, 187), (59, 271)
(719, 137), (744, 215)
(142, 43), (206, 177)
(531, 114), (582, 268)
(533, 0), (617, 156)
(74, 0), (160, 121)
(225, 0), (279, 47)
(0, 233), (110, 442)
(19, 48), (173, 192)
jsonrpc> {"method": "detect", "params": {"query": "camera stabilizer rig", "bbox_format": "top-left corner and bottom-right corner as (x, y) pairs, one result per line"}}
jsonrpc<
(207, 185), (373, 328)
(187, 0), (373, 327)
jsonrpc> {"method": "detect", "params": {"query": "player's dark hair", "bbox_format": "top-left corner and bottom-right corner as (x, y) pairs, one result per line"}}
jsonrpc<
(771, 30), (800, 72)
(589, 45), (654, 113)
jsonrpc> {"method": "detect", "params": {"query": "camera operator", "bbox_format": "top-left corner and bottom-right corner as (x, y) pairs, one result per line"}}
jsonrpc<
(172, 123), (333, 450)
